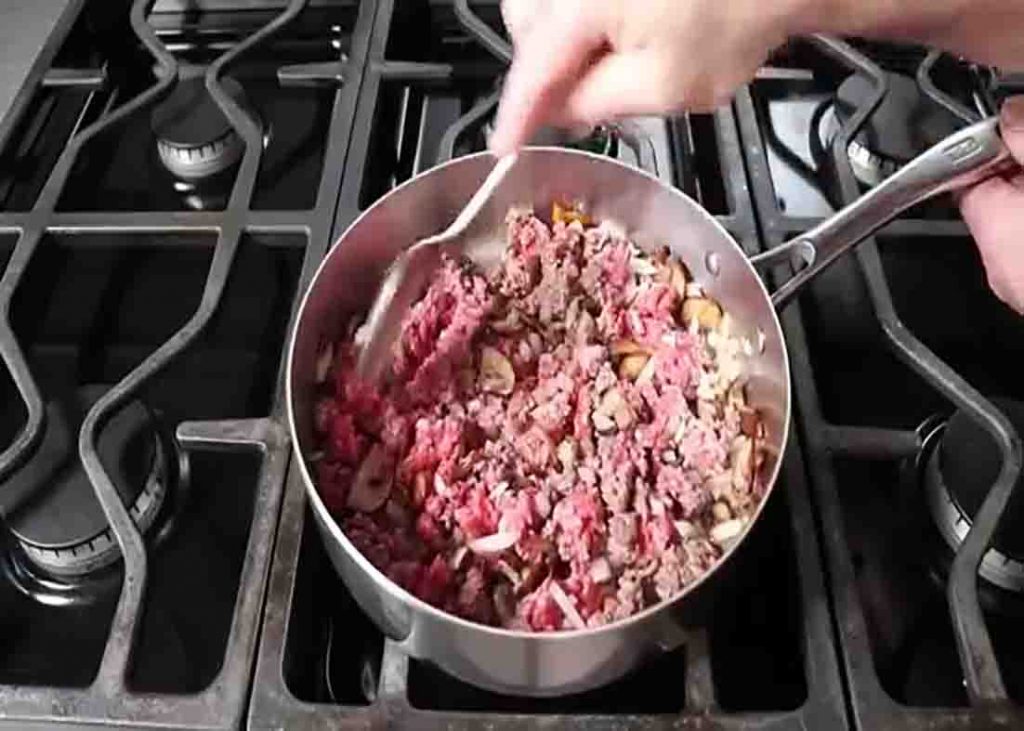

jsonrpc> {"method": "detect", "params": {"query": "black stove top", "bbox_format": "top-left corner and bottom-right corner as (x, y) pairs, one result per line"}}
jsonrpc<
(0, 0), (1021, 729)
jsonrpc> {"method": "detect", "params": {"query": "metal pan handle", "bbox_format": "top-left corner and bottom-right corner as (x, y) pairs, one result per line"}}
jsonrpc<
(751, 116), (1017, 309)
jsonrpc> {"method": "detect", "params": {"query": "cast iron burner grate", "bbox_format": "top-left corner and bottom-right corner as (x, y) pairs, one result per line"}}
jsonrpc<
(0, 0), (367, 726)
(739, 34), (1024, 728)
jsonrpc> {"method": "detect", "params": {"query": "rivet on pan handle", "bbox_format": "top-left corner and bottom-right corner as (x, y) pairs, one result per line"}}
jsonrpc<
(750, 116), (1016, 310)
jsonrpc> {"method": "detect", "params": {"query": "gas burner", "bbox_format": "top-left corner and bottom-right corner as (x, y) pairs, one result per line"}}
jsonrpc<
(3, 385), (171, 577)
(817, 71), (961, 187)
(151, 75), (249, 181)
(920, 399), (1024, 596)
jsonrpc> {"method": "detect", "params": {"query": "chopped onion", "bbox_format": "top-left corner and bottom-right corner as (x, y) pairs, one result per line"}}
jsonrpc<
(548, 580), (586, 630)
(466, 532), (517, 556)
(589, 557), (613, 584)
(449, 545), (470, 572)
(710, 518), (744, 547)
(630, 257), (659, 277)
(674, 520), (699, 540)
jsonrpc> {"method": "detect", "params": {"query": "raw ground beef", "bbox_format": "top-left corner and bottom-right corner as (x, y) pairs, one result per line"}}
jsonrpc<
(312, 205), (767, 632)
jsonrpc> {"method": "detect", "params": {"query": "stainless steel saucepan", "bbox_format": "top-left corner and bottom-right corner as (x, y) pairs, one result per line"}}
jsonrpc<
(286, 116), (1013, 696)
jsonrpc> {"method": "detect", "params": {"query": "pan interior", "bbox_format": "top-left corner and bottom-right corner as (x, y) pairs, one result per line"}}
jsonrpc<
(287, 147), (791, 636)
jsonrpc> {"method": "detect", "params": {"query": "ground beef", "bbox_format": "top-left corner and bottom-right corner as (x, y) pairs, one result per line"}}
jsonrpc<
(312, 206), (766, 632)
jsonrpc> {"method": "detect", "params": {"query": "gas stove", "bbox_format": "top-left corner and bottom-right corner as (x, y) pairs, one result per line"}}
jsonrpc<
(0, 1), (1020, 729)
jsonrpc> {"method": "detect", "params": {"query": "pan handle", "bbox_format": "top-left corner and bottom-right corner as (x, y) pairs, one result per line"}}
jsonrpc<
(751, 116), (1017, 310)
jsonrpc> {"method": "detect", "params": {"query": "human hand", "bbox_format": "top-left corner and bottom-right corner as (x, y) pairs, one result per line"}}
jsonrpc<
(959, 98), (1024, 314)
(490, 0), (799, 155)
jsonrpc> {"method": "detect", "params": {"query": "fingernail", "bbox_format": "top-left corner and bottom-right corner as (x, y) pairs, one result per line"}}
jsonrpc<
(1001, 95), (1024, 132)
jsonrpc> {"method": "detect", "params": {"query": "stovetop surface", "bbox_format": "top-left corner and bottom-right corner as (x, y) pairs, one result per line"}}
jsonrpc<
(0, 0), (1022, 729)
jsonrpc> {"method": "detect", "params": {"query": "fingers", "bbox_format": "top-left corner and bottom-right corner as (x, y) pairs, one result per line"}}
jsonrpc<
(563, 49), (682, 125)
(998, 95), (1024, 166)
(489, 4), (603, 156)
(500, 0), (546, 44)
(958, 96), (1024, 313)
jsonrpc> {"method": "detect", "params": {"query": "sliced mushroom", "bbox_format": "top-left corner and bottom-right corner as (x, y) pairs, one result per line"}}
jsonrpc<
(493, 584), (516, 625)
(598, 388), (634, 430)
(347, 445), (392, 513)
(548, 580), (586, 629)
(681, 297), (723, 330)
(711, 501), (732, 522)
(617, 353), (650, 381)
(589, 557), (614, 584)
(739, 407), (760, 437)
(467, 531), (518, 556)
(674, 519), (699, 540)
(592, 410), (617, 435)
(731, 436), (755, 491)
(630, 256), (660, 277)
(611, 339), (648, 357)
(479, 346), (516, 395)
(710, 518), (744, 547)
(314, 341), (334, 384)
(552, 200), (591, 227)
(668, 260), (690, 299)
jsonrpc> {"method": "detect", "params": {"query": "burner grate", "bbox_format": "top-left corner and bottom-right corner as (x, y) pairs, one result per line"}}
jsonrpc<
(738, 34), (1024, 729)
(0, 0), (370, 726)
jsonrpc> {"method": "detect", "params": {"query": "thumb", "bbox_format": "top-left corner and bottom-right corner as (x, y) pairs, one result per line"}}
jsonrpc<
(958, 96), (1024, 312)
(959, 96), (1024, 222)
(562, 49), (678, 125)
(489, 5), (602, 156)
(997, 95), (1024, 167)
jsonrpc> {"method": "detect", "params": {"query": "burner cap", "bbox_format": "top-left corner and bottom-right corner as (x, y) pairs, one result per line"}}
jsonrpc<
(151, 76), (247, 180)
(924, 398), (1024, 592)
(834, 72), (961, 164)
(4, 385), (168, 576)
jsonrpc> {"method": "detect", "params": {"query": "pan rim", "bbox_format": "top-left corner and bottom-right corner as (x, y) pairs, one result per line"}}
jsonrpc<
(285, 146), (793, 642)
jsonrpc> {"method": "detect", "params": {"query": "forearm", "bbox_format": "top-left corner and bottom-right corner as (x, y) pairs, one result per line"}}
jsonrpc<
(790, 0), (1024, 69)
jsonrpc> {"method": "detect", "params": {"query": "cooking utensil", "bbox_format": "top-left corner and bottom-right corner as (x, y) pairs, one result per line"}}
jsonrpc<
(287, 115), (1012, 696)
(355, 153), (518, 384)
